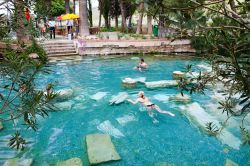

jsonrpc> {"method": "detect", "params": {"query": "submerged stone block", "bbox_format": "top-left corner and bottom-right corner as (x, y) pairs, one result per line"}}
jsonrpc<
(109, 92), (128, 105)
(56, 157), (82, 166)
(155, 162), (167, 166)
(169, 93), (191, 103)
(86, 134), (121, 165)
(225, 159), (238, 166)
(90, 92), (108, 101)
(145, 80), (178, 89)
(3, 158), (33, 166)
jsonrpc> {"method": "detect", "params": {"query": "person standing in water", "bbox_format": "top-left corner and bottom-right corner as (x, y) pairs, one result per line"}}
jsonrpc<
(135, 58), (148, 71)
(127, 91), (175, 116)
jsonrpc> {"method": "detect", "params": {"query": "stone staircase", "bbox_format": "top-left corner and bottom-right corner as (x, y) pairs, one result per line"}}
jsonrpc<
(42, 40), (78, 57)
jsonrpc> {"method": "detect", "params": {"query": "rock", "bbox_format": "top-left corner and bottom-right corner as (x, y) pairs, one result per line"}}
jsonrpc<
(90, 92), (108, 101)
(86, 134), (121, 165)
(145, 80), (178, 89)
(3, 158), (33, 166)
(172, 71), (185, 80)
(56, 157), (82, 166)
(57, 89), (74, 100)
(0, 122), (3, 130)
(225, 159), (238, 166)
(169, 93), (191, 103)
(109, 92), (128, 105)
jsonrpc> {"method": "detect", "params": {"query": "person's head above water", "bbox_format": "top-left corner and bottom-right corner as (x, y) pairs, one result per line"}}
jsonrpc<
(140, 58), (144, 63)
(138, 91), (145, 98)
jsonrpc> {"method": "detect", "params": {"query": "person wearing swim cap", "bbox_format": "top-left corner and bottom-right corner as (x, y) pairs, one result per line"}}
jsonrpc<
(127, 91), (175, 116)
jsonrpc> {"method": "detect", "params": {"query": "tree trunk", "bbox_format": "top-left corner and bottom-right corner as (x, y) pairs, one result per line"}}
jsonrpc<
(103, 0), (110, 29)
(88, 0), (93, 27)
(119, 0), (127, 32)
(98, 12), (102, 28)
(128, 15), (132, 28)
(73, 0), (76, 13)
(98, 0), (102, 28)
(115, 15), (118, 28)
(158, 15), (164, 38)
(108, 15), (111, 28)
(15, 0), (31, 42)
(136, 1), (144, 34)
(79, 0), (90, 36)
(147, 15), (152, 34)
(65, 0), (70, 13)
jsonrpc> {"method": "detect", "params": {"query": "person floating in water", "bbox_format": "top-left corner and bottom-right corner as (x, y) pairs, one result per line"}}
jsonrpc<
(134, 58), (148, 71)
(127, 91), (175, 116)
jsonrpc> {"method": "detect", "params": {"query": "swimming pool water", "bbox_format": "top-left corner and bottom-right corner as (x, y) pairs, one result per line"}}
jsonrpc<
(0, 55), (249, 166)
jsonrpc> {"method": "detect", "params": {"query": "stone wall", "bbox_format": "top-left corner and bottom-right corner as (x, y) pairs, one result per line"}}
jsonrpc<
(76, 39), (195, 56)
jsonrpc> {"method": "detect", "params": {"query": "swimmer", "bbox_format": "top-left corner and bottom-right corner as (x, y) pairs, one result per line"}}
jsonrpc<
(127, 91), (175, 116)
(134, 58), (148, 71)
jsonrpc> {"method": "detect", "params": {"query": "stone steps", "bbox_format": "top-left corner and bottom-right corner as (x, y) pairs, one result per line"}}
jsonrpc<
(46, 50), (76, 54)
(41, 40), (78, 57)
(47, 52), (79, 57)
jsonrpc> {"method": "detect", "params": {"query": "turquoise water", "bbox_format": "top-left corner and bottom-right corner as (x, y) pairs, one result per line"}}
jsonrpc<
(0, 55), (249, 165)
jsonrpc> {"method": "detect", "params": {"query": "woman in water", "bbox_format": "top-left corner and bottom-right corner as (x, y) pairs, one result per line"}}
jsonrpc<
(127, 91), (175, 116)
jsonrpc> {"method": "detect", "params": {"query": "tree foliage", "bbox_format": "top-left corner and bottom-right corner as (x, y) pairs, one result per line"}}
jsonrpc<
(0, 41), (57, 149)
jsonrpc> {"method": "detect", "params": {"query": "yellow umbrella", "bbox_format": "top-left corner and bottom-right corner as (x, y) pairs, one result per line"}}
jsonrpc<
(61, 13), (79, 20)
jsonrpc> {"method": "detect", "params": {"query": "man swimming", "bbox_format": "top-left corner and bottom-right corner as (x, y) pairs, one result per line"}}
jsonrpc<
(127, 91), (175, 116)
(134, 58), (148, 71)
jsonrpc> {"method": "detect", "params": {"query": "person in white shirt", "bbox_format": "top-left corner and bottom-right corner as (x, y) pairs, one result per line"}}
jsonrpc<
(67, 19), (73, 34)
(48, 19), (56, 39)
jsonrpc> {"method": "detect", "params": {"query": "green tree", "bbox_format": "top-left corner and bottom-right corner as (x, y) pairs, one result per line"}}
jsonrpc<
(51, 0), (66, 17)
(0, 41), (57, 149)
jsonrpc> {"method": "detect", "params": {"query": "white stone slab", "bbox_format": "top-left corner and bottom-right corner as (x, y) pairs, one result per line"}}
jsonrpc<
(56, 158), (82, 166)
(225, 159), (238, 166)
(3, 158), (33, 166)
(169, 93), (191, 103)
(86, 134), (121, 165)
(145, 80), (178, 88)
(97, 120), (124, 138)
(57, 89), (74, 100)
(90, 92), (108, 101)
(116, 114), (136, 126)
(109, 92), (128, 105)
(153, 94), (170, 102)
(179, 103), (241, 149)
